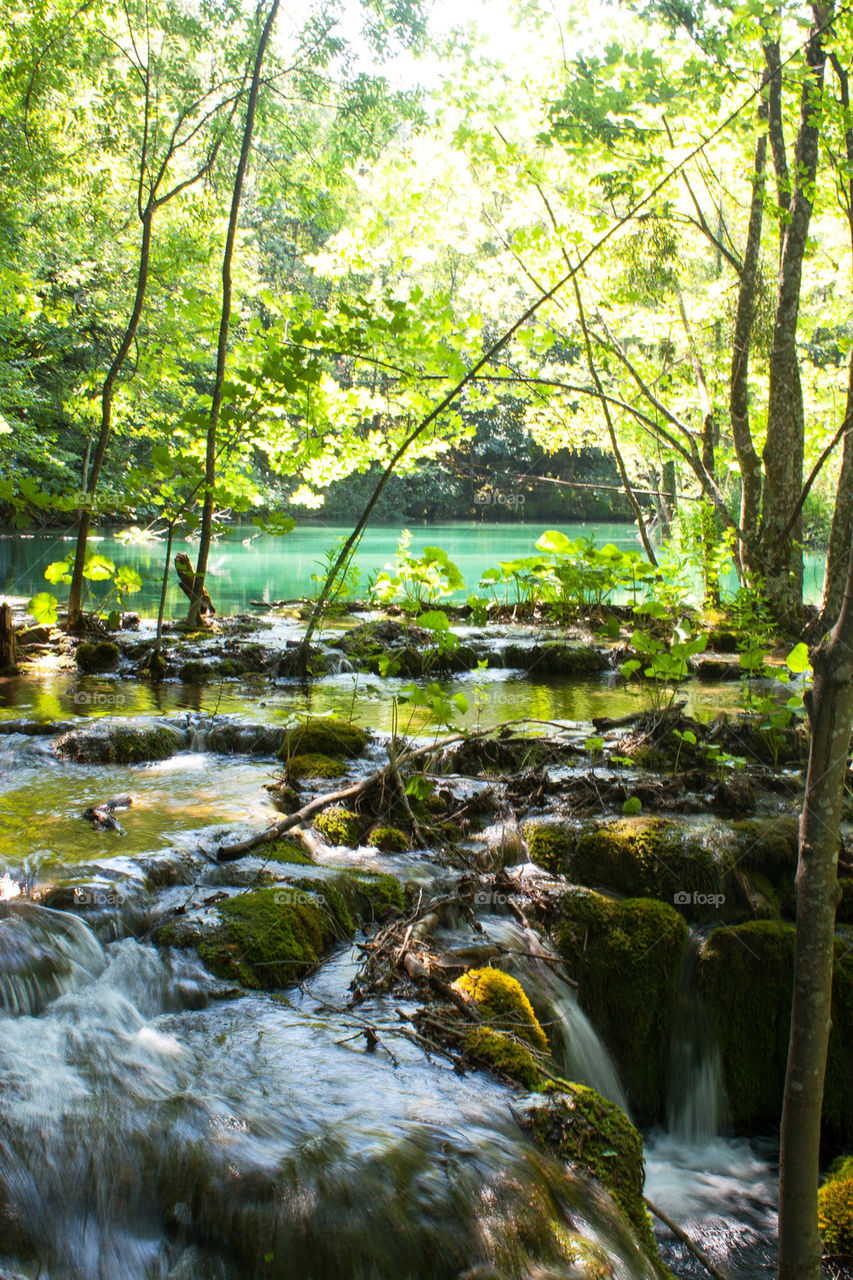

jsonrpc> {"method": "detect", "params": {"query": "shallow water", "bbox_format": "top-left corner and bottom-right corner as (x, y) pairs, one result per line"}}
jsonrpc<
(0, 639), (792, 1278)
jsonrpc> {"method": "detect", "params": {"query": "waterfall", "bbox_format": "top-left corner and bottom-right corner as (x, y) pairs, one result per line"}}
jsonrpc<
(665, 929), (728, 1142)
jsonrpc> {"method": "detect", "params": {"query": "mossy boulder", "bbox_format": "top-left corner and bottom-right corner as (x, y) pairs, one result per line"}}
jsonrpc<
(265, 839), (313, 865)
(278, 717), (368, 761)
(453, 967), (549, 1053)
(463, 1026), (545, 1091)
(492, 642), (609, 676)
(521, 1086), (661, 1269)
(178, 659), (210, 684)
(155, 872), (402, 989)
(75, 641), (120, 673)
(314, 807), (360, 846)
(368, 825), (409, 853)
(699, 921), (853, 1141)
(286, 753), (347, 780)
(56, 723), (183, 764)
(526, 817), (739, 923)
(818, 1159), (853, 1253)
(552, 890), (688, 1121)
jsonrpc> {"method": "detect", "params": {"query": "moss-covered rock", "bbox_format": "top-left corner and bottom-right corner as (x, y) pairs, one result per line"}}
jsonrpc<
(368, 825), (409, 853)
(286, 753), (347, 780)
(447, 736), (550, 776)
(527, 817), (738, 922)
(492, 643), (610, 676)
(265, 840), (314, 865)
(699, 921), (853, 1141)
(265, 781), (301, 813)
(75, 641), (120, 673)
(155, 872), (402, 989)
(56, 723), (183, 764)
(278, 717), (368, 761)
(314, 807), (360, 846)
(522, 1086), (661, 1268)
(463, 1026), (545, 1091)
(453, 968), (549, 1052)
(178, 659), (210, 684)
(818, 1162), (853, 1253)
(552, 890), (688, 1121)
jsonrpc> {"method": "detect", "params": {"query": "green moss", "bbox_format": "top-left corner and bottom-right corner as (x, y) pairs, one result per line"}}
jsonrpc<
(178, 659), (209, 683)
(554, 891), (688, 1121)
(524, 821), (575, 874)
(699, 921), (853, 1141)
(75, 641), (120, 673)
(818, 1174), (853, 1253)
(527, 818), (736, 922)
(525, 1086), (660, 1267)
(453, 967), (549, 1052)
(314, 807), (360, 846)
(265, 840), (313, 865)
(112, 725), (182, 764)
(278, 717), (368, 761)
(368, 825), (409, 853)
(706, 628), (740, 653)
(158, 872), (402, 990)
(464, 1026), (545, 1091)
(287, 754), (347, 779)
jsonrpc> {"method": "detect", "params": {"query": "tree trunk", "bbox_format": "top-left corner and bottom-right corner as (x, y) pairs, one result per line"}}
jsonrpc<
(67, 206), (154, 629)
(729, 112), (767, 568)
(0, 603), (16, 675)
(777, 537), (853, 1280)
(175, 552), (214, 615)
(186, 0), (280, 628)
(820, 353), (853, 628)
(760, 22), (826, 618)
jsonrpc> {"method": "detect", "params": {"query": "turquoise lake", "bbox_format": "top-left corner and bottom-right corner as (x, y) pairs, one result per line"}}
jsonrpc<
(0, 521), (827, 617)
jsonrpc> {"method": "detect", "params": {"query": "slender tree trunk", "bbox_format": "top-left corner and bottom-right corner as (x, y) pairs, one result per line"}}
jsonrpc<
(820, 52), (853, 629)
(760, 21), (826, 617)
(777, 539), (853, 1280)
(730, 113), (767, 568)
(67, 206), (154, 628)
(821, 353), (853, 628)
(186, 0), (280, 628)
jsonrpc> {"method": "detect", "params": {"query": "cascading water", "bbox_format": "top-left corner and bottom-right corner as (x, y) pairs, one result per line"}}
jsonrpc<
(665, 929), (728, 1142)
(0, 904), (662, 1280)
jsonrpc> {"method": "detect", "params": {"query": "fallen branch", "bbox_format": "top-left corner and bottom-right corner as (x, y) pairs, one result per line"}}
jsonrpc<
(644, 1197), (731, 1280)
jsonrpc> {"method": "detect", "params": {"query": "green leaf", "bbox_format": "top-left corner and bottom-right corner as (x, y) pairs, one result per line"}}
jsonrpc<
(622, 796), (642, 815)
(83, 554), (115, 581)
(45, 559), (72, 585)
(785, 642), (811, 675)
(27, 592), (58, 625)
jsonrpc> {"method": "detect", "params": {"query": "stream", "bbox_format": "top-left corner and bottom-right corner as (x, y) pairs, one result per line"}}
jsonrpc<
(0, 634), (781, 1280)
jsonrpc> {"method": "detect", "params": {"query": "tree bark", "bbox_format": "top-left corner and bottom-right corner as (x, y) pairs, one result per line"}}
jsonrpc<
(186, 0), (280, 628)
(729, 113), (767, 567)
(0, 603), (17, 674)
(760, 20), (826, 617)
(820, 353), (853, 628)
(175, 552), (214, 615)
(778, 534), (853, 1280)
(67, 206), (154, 628)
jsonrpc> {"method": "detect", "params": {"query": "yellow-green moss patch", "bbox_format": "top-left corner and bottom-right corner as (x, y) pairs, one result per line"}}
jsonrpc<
(278, 717), (368, 760)
(453, 967), (548, 1053)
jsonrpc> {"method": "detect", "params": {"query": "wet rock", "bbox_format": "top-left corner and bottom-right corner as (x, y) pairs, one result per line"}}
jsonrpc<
(519, 1085), (662, 1268)
(490, 642), (610, 676)
(153, 873), (402, 989)
(549, 889), (688, 1122)
(56, 723), (184, 764)
(277, 716), (369, 760)
(699, 921), (853, 1142)
(205, 723), (287, 756)
(689, 655), (741, 681)
(0, 902), (106, 1015)
(75, 641), (120, 673)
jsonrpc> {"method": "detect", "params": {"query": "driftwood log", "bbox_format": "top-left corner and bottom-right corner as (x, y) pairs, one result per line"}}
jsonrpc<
(84, 794), (133, 832)
(0, 603), (16, 674)
(174, 553), (215, 616)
